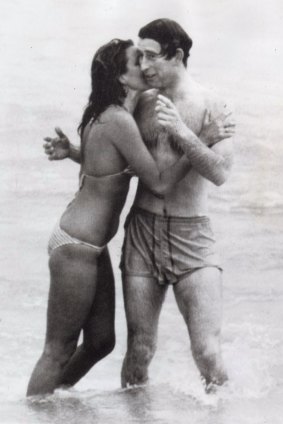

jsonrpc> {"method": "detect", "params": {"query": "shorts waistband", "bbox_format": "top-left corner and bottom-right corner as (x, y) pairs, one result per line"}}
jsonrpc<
(131, 206), (209, 224)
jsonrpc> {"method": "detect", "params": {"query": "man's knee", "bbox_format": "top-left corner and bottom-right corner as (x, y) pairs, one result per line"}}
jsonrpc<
(191, 337), (220, 368)
(122, 330), (156, 387)
(192, 340), (228, 387)
(128, 328), (157, 364)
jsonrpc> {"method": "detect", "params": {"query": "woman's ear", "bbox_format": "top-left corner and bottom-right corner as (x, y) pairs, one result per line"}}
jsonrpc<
(119, 75), (126, 84)
(175, 48), (184, 64)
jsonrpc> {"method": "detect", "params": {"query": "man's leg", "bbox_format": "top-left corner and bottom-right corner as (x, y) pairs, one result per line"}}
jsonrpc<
(173, 267), (228, 391)
(59, 248), (115, 387)
(121, 275), (167, 387)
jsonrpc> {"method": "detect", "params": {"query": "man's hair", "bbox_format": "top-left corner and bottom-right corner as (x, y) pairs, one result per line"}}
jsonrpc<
(138, 18), (193, 67)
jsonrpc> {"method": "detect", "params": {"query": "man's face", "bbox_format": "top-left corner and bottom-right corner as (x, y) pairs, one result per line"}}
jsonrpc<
(137, 38), (176, 89)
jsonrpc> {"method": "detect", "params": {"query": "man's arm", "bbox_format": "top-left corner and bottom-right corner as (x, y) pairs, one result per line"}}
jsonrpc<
(156, 95), (235, 186)
(43, 127), (81, 164)
(109, 111), (192, 196)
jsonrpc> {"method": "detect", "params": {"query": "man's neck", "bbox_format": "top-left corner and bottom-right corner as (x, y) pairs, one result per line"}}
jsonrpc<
(159, 68), (192, 101)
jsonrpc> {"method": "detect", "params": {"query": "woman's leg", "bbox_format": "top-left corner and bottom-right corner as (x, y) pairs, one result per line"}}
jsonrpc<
(59, 248), (116, 387)
(26, 244), (99, 396)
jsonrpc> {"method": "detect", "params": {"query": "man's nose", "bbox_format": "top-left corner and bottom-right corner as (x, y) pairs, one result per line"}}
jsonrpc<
(140, 56), (149, 71)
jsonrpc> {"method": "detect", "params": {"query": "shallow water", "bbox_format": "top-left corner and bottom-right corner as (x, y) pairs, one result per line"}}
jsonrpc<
(1, 0), (283, 423)
(1, 189), (283, 423)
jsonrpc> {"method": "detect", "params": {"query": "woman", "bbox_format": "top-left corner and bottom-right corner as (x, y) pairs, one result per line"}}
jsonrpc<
(27, 39), (230, 396)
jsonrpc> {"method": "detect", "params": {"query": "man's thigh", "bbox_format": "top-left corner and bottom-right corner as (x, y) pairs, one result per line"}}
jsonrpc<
(122, 275), (168, 333)
(173, 267), (223, 343)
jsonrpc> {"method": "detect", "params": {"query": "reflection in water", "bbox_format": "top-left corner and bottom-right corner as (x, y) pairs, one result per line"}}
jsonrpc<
(25, 386), (229, 424)
(27, 393), (99, 424)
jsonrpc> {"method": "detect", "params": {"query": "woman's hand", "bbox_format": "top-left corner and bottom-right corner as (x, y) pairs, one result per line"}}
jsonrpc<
(43, 127), (71, 160)
(199, 110), (235, 147)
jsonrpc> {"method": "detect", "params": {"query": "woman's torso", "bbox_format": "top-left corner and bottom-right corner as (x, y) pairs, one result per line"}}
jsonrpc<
(60, 106), (132, 246)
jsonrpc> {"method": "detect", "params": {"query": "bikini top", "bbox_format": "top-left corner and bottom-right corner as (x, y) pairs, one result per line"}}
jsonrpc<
(79, 166), (134, 190)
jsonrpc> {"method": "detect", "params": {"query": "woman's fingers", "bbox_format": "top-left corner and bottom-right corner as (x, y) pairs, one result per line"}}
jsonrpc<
(44, 145), (53, 153)
(43, 145), (54, 154)
(224, 121), (236, 128)
(54, 127), (66, 139)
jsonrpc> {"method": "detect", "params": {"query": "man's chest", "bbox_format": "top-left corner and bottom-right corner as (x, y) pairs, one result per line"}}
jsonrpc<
(136, 96), (205, 163)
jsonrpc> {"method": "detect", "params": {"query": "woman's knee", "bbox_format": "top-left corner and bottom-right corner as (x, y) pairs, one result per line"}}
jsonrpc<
(84, 331), (116, 359)
(43, 340), (77, 368)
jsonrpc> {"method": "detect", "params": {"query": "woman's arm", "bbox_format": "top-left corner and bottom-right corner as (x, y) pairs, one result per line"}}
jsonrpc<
(43, 127), (81, 163)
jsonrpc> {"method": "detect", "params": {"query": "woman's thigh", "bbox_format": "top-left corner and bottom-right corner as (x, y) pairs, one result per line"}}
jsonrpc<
(83, 247), (115, 344)
(46, 244), (99, 346)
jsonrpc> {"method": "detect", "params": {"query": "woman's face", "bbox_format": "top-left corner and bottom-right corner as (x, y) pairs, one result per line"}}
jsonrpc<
(121, 46), (149, 91)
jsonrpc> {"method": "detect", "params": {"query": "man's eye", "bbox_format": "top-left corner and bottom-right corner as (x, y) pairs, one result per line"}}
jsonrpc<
(146, 53), (156, 60)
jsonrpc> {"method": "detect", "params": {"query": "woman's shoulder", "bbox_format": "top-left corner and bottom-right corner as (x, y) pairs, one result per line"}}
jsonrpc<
(100, 105), (129, 118)
(99, 105), (135, 127)
(108, 105), (138, 130)
(85, 106), (137, 146)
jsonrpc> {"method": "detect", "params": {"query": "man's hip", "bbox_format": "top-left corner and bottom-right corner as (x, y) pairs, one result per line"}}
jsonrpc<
(120, 207), (222, 285)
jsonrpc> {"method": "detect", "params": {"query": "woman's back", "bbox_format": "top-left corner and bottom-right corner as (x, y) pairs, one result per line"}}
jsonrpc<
(60, 107), (132, 246)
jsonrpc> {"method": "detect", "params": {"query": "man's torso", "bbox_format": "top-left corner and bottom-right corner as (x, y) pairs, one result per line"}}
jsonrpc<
(133, 81), (219, 217)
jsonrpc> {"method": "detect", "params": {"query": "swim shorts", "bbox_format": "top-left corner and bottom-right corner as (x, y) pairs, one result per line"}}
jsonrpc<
(120, 207), (222, 285)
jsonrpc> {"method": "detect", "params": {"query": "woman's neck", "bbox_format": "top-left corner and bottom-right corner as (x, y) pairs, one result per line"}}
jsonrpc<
(123, 89), (141, 114)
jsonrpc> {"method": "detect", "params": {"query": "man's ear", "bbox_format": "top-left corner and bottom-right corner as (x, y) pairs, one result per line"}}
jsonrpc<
(175, 48), (184, 64)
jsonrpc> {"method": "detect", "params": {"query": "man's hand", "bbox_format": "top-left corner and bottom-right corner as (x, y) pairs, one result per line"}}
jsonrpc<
(155, 94), (188, 138)
(43, 127), (71, 160)
(199, 110), (235, 147)
(155, 94), (235, 147)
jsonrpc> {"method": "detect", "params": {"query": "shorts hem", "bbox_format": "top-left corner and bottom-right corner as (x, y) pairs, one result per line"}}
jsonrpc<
(121, 270), (157, 279)
(175, 265), (223, 284)
(121, 265), (223, 285)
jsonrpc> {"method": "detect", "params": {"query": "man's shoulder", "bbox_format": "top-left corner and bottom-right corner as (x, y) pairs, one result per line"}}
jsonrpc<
(192, 82), (232, 117)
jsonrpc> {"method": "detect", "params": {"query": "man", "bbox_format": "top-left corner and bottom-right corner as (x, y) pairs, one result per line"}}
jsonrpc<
(44, 19), (235, 392)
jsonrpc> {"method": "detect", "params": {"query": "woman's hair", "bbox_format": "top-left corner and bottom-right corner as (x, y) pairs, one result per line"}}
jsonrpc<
(138, 19), (192, 67)
(78, 38), (133, 137)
